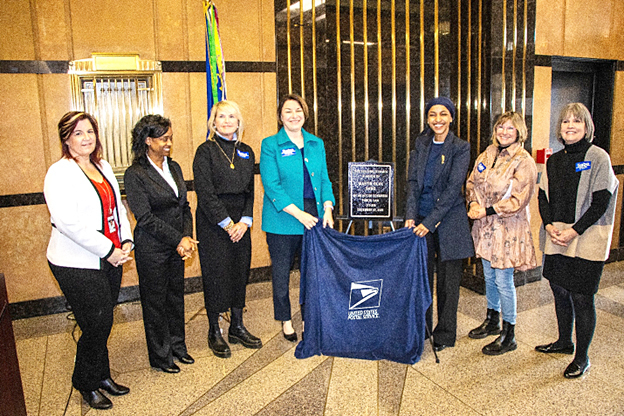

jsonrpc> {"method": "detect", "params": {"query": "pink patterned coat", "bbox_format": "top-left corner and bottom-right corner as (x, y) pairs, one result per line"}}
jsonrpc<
(466, 142), (537, 271)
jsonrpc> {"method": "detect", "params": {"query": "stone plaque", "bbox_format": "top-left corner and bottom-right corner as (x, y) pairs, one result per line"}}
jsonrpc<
(348, 162), (394, 219)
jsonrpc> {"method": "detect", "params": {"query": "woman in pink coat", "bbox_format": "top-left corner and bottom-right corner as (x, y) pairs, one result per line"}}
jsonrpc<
(466, 111), (537, 355)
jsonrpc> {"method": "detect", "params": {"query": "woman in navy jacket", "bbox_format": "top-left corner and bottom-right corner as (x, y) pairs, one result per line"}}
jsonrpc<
(124, 115), (197, 373)
(44, 112), (133, 410)
(260, 94), (335, 342)
(404, 97), (474, 352)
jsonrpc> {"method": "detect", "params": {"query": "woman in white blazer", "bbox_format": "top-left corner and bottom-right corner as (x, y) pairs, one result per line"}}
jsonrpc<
(44, 112), (133, 410)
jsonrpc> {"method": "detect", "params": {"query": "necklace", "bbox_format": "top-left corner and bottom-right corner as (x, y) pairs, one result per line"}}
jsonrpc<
(214, 139), (237, 169)
(93, 179), (114, 215)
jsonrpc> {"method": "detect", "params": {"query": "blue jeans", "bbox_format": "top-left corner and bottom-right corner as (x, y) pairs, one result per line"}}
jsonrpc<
(482, 259), (516, 324)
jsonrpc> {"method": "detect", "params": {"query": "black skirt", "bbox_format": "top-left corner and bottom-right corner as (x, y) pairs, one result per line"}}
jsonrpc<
(542, 254), (604, 295)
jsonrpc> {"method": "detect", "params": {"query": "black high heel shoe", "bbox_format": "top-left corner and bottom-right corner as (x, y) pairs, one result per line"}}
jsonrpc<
(282, 329), (298, 342)
(282, 321), (298, 342)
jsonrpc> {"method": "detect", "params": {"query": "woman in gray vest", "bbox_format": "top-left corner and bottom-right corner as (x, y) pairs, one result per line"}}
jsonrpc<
(536, 103), (618, 378)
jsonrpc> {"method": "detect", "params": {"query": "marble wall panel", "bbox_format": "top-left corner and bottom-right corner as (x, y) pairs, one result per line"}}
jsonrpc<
(261, 73), (278, 144)
(217, 0), (262, 62)
(34, 0), (70, 60)
(530, 66), (553, 262)
(613, 0), (624, 60)
(531, 67), (552, 152)
(0, 205), (59, 303)
(251, 176), (270, 268)
(261, 0), (276, 62)
(70, 0), (156, 60)
(563, 0), (616, 59)
(534, 0), (564, 56)
(162, 72), (194, 177)
(0, 0), (35, 59)
(189, 72), (208, 158)
(0, 74), (47, 196)
(41, 74), (72, 168)
(610, 72), (624, 167)
(226, 73), (268, 154)
(186, 0), (207, 61)
(186, 0), (274, 62)
(155, 0), (187, 60)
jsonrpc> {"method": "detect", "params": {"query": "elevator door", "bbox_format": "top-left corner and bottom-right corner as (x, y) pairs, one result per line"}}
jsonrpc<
(549, 58), (614, 153)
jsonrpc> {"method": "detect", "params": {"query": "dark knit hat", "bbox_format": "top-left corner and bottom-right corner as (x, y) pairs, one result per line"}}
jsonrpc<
(424, 97), (456, 120)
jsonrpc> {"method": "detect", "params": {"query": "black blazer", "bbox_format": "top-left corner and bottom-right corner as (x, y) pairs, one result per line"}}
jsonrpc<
(405, 130), (474, 262)
(124, 157), (193, 252)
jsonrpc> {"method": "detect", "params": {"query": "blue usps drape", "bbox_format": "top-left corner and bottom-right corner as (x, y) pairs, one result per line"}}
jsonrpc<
(295, 225), (431, 365)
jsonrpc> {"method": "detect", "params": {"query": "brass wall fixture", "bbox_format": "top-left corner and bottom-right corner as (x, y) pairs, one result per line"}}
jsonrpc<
(69, 54), (163, 179)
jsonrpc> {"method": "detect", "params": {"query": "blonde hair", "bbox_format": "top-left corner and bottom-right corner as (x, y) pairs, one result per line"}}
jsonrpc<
(491, 111), (528, 146)
(207, 100), (244, 141)
(556, 102), (594, 144)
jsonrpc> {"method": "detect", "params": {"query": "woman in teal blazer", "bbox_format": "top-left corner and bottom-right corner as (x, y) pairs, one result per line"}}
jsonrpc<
(260, 94), (335, 341)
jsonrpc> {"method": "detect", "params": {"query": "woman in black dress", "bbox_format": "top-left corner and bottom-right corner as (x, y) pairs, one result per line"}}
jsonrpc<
(124, 115), (197, 374)
(536, 103), (618, 378)
(193, 100), (261, 358)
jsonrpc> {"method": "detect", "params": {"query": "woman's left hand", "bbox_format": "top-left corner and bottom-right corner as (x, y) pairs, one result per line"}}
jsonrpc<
(551, 228), (578, 247)
(228, 222), (249, 243)
(177, 236), (199, 260)
(121, 241), (133, 255)
(413, 223), (429, 238)
(323, 208), (334, 229)
(468, 203), (486, 220)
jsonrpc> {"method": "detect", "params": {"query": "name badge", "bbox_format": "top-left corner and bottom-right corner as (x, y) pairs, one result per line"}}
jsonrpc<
(107, 215), (117, 233)
(575, 161), (591, 172)
(477, 162), (487, 173)
(237, 149), (250, 159)
(281, 147), (297, 157)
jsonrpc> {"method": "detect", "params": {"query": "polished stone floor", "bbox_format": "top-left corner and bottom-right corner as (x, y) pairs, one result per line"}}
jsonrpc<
(13, 261), (624, 415)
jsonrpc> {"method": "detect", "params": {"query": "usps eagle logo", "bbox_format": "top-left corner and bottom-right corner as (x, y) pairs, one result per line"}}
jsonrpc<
(349, 280), (383, 310)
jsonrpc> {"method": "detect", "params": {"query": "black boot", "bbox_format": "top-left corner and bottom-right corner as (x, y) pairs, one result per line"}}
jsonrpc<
(208, 312), (231, 358)
(80, 390), (113, 410)
(469, 309), (501, 339)
(482, 320), (517, 355)
(228, 307), (262, 349)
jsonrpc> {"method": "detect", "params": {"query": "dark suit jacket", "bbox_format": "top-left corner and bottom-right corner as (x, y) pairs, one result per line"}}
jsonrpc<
(124, 157), (193, 252)
(405, 130), (474, 262)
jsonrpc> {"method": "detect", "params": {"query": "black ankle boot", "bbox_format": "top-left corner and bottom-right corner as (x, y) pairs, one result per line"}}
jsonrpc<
(80, 389), (113, 410)
(469, 308), (501, 339)
(228, 308), (262, 349)
(482, 320), (517, 355)
(208, 323), (231, 358)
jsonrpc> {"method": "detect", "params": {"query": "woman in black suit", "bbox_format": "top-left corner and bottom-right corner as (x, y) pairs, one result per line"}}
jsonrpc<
(124, 115), (198, 373)
(404, 97), (474, 352)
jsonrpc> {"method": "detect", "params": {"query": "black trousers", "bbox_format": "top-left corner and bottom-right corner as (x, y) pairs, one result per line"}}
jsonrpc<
(135, 249), (187, 368)
(423, 229), (462, 346)
(266, 198), (318, 322)
(49, 261), (121, 391)
(266, 233), (303, 321)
